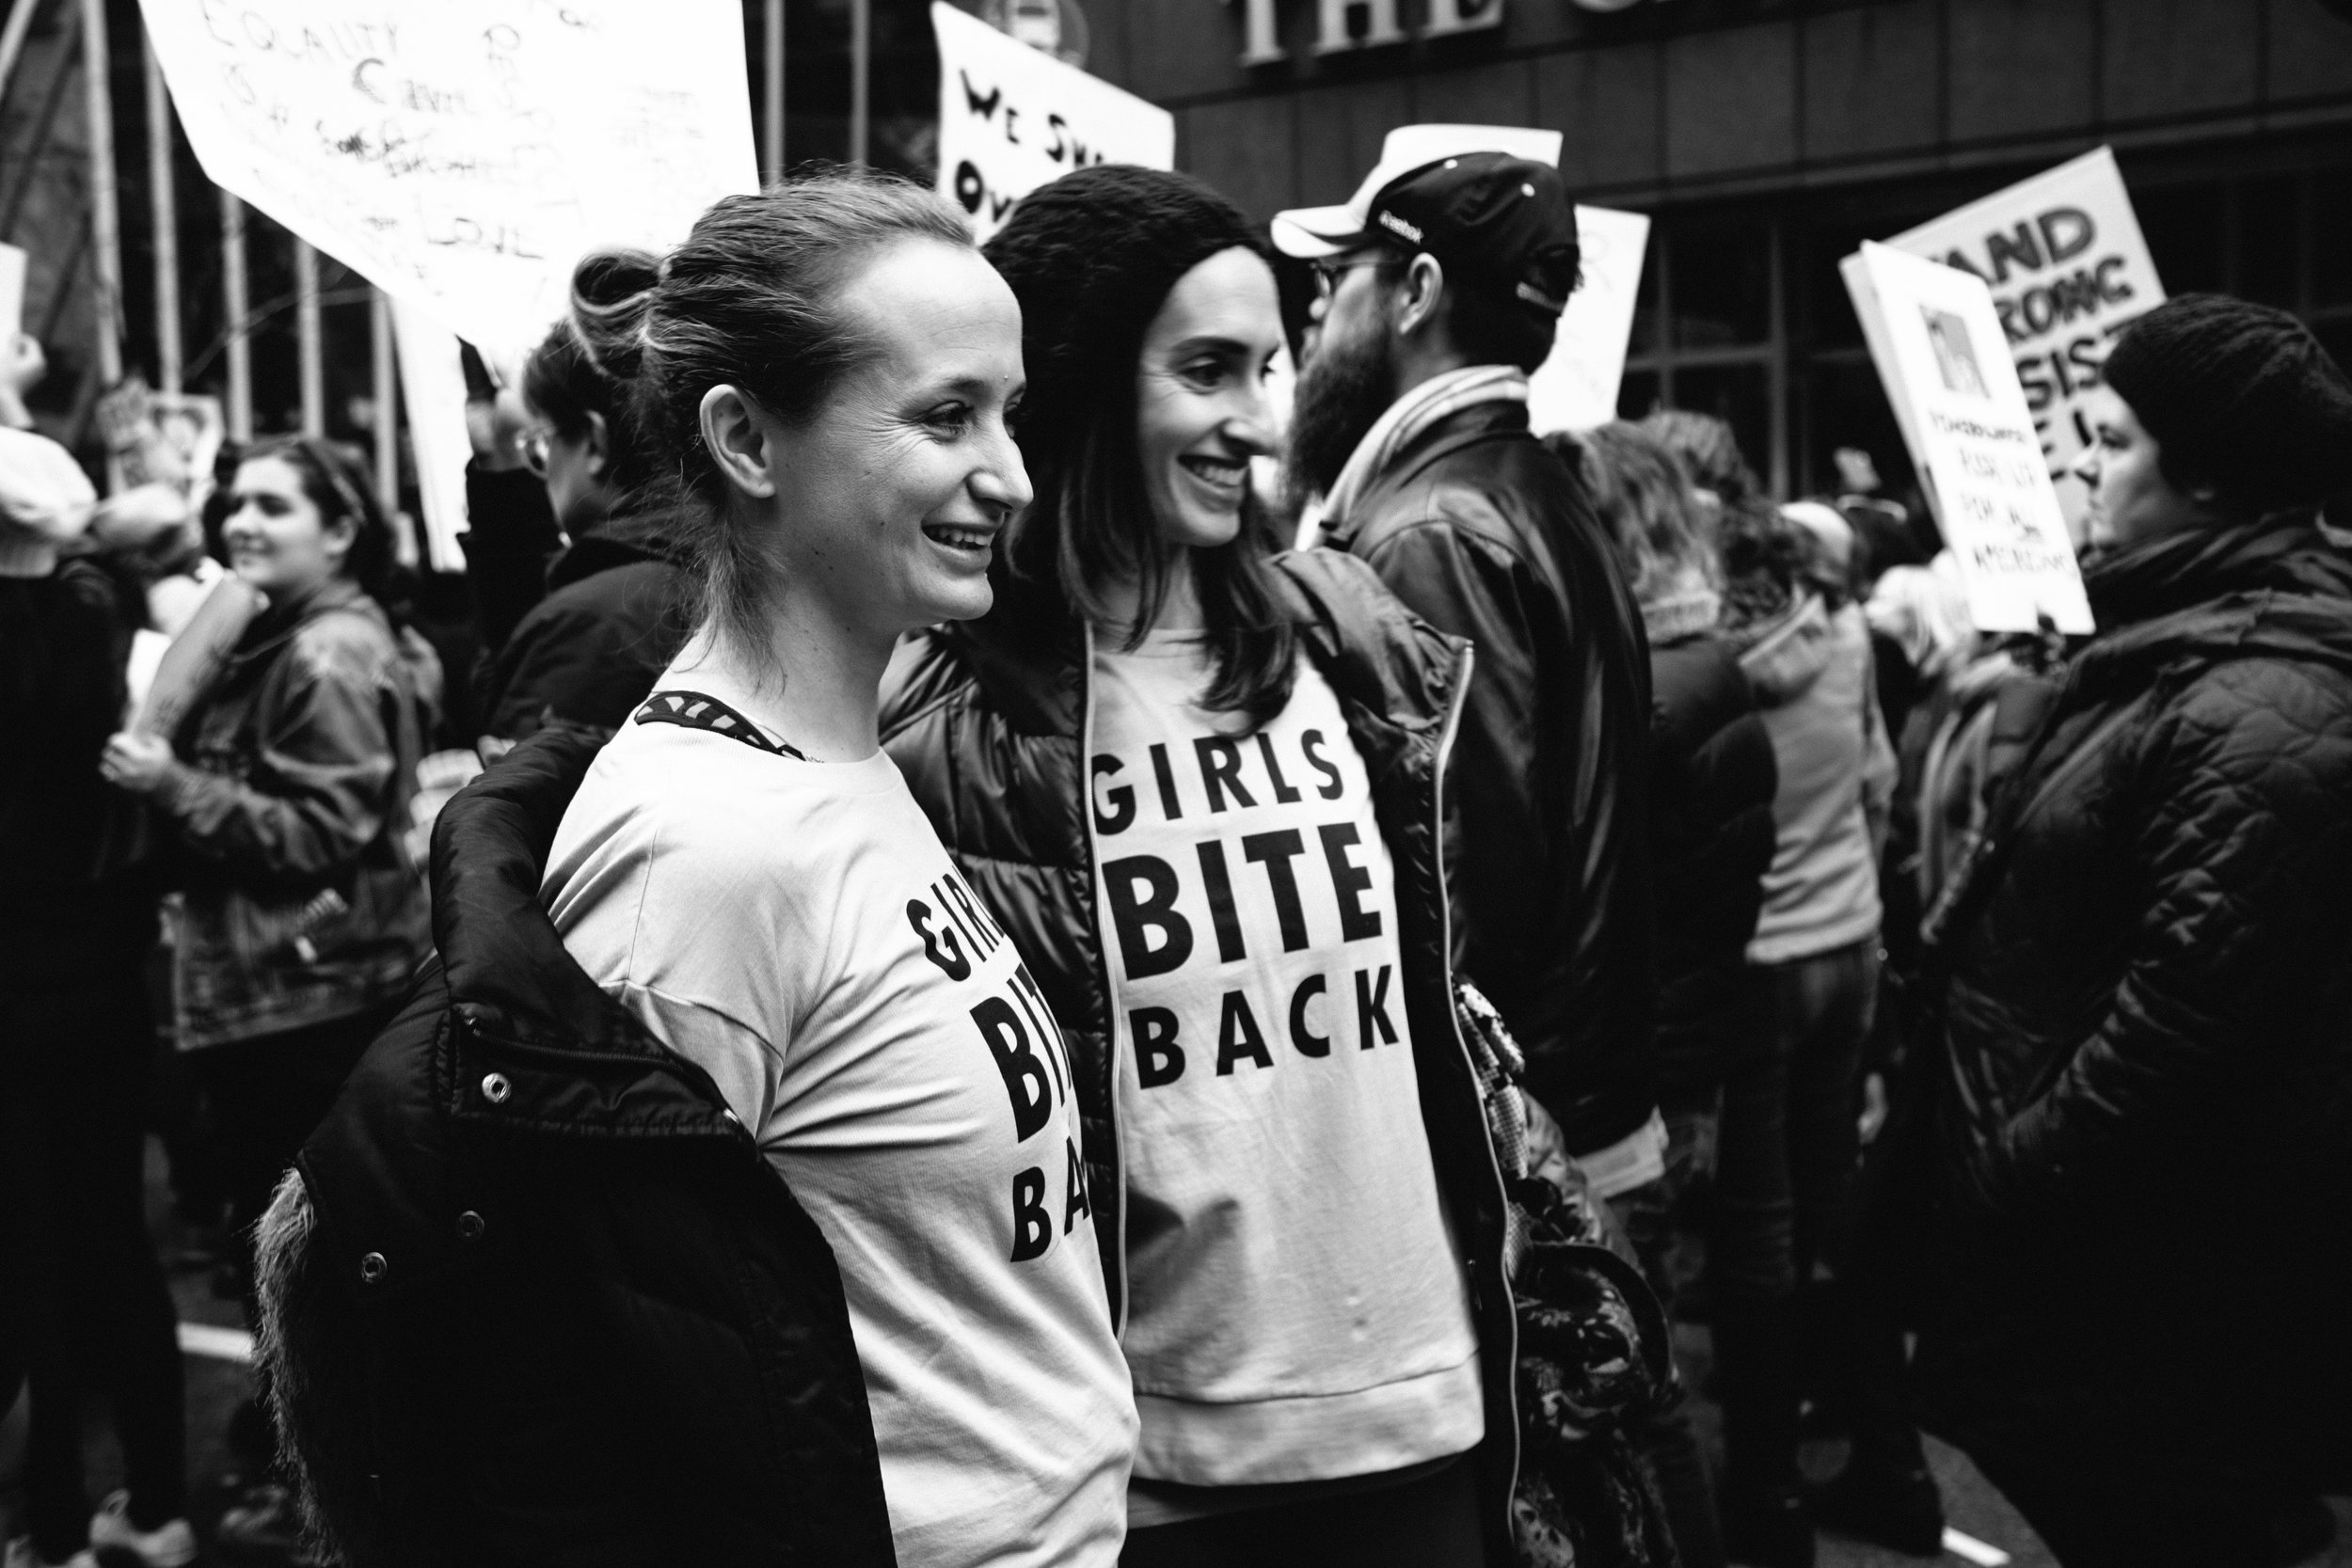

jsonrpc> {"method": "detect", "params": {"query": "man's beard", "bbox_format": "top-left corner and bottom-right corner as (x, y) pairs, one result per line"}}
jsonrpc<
(1284, 324), (1396, 501)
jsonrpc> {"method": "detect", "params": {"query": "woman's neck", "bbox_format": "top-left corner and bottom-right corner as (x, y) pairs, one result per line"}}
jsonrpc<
(672, 592), (895, 764)
(1098, 547), (1204, 640)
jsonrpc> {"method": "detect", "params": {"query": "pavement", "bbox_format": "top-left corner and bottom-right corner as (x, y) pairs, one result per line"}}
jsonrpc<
(36, 1144), (2352, 1564)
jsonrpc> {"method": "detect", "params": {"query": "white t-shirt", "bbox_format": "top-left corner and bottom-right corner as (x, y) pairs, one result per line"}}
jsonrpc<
(545, 673), (1136, 1568)
(1090, 631), (1483, 1489)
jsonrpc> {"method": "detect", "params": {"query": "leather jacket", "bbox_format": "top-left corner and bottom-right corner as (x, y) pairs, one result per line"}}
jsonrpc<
(879, 548), (1523, 1559)
(156, 578), (436, 1046)
(275, 731), (898, 1566)
(1326, 399), (1659, 1156)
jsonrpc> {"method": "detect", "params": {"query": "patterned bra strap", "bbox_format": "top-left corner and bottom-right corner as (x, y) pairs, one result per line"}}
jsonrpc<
(632, 689), (808, 760)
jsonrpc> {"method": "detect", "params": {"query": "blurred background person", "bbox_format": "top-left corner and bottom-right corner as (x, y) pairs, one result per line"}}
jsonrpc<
(1915, 294), (2352, 1568)
(469, 255), (691, 756)
(1558, 420), (1778, 1568)
(1647, 411), (1896, 1568)
(98, 436), (438, 1555)
(3, 387), (196, 1568)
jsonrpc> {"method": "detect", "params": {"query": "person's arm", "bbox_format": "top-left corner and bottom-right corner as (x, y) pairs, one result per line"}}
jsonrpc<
(148, 628), (400, 881)
(1967, 665), (2352, 1224)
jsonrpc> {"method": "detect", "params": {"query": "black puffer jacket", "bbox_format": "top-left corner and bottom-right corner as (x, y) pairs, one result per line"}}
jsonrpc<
(1916, 513), (2352, 1480)
(269, 731), (895, 1567)
(1645, 630), (1777, 1101)
(1327, 401), (1658, 1156)
(879, 548), (1521, 1558)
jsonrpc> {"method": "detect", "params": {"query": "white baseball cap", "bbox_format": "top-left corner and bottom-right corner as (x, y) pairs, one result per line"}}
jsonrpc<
(1270, 123), (1564, 259)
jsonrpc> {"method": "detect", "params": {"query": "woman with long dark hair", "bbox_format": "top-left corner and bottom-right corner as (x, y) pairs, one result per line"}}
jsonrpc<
(882, 164), (1512, 1566)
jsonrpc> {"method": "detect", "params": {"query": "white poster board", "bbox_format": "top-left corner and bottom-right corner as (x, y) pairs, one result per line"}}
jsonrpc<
(933, 2), (1175, 240)
(1528, 205), (1649, 434)
(1843, 242), (2091, 634)
(0, 242), (25, 342)
(389, 303), (472, 572)
(137, 0), (759, 363)
(1887, 148), (2163, 535)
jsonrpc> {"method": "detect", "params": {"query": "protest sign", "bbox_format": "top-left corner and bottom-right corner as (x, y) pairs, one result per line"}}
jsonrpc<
(390, 302), (472, 572)
(933, 1), (1174, 240)
(1528, 205), (1650, 434)
(1843, 241), (2091, 634)
(136, 0), (759, 361)
(1887, 148), (2163, 535)
(0, 242), (25, 342)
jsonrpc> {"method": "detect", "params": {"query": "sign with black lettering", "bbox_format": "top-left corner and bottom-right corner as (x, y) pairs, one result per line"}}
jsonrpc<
(136, 0), (759, 360)
(932, 1), (1174, 241)
(1885, 149), (2165, 538)
(1843, 241), (2093, 634)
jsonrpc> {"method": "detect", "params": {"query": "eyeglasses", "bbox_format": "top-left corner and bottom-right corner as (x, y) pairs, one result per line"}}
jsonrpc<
(1310, 251), (1396, 300)
(521, 428), (551, 477)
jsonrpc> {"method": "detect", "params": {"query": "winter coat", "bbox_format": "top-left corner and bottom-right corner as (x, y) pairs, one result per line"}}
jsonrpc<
(878, 549), (1522, 1560)
(1325, 399), (1659, 1157)
(155, 578), (437, 1047)
(1645, 629), (1777, 1101)
(268, 728), (897, 1568)
(1915, 512), (2352, 1483)
(474, 510), (691, 744)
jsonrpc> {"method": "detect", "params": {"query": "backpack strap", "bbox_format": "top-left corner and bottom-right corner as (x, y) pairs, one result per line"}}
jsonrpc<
(632, 690), (807, 760)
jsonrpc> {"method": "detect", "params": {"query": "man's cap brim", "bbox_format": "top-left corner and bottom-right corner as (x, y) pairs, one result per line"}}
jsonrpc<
(1269, 205), (1367, 259)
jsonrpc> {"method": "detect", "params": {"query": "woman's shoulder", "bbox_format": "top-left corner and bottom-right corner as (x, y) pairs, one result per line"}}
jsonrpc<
(287, 592), (399, 677)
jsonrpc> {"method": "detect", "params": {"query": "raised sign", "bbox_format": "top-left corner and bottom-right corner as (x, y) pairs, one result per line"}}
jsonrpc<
(137, 0), (759, 359)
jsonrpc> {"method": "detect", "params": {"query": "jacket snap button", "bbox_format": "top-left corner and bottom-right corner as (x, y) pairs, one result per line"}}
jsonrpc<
(359, 1251), (389, 1284)
(455, 1211), (486, 1243)
(721, 1108), (742, 1127)
(481, 1071), (512, 1105)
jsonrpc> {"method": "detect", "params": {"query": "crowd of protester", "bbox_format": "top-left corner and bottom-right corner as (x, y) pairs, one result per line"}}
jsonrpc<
(3, 135), (2350, 1568)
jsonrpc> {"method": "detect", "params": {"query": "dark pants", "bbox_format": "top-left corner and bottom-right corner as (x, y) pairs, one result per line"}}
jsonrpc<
(1714, 940), (1877, 1492)
(3, 974), (188, 1557)
(1120, 1461), (1487, 1568)
(1613, 1101), (1726, 1568)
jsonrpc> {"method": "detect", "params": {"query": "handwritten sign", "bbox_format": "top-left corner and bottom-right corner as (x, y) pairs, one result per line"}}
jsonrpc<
(1843, 241), (2092, 635)
(1527, 205), (1649, 435)
(933, 1), (1174, 241)
(135, 0), (759, 360)
(1887, 148), (2163, 537)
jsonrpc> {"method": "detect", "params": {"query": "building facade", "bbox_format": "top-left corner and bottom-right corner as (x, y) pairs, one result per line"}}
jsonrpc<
(1068, 0), (2352, 498)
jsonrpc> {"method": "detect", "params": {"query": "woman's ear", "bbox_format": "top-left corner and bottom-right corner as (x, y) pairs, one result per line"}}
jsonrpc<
(583, 409), (612, 480)
(699, 385), (779, 500)
(319, 509), (358, 571)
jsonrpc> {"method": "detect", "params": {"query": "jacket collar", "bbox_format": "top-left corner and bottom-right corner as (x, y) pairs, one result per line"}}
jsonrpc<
(546, 507), (686, 593)
(1318, 397), (1536, 555)
(2074, 512), (2352, 686)
(229, 575), (373, 667)
(1322, 364), (1529, 531)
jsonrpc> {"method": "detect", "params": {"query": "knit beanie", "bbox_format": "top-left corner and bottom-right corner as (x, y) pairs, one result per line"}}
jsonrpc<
(982, 166), (1267, 480)
(2102, 293), (2352, 514)
(0, 425), (97, 577)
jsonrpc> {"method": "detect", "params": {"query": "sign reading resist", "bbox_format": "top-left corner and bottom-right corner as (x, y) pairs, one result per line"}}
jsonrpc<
(1887, 148), (2165, 536)
(933, 1), (1175, 241)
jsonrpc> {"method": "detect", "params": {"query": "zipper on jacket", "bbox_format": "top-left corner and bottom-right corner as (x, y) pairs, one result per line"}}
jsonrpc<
(1077, 620), (1135, 1338)
(1423, 642), (1524, 1524)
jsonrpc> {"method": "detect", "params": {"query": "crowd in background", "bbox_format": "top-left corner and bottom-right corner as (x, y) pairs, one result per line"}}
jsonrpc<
(1, 143), (2349, 1568)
